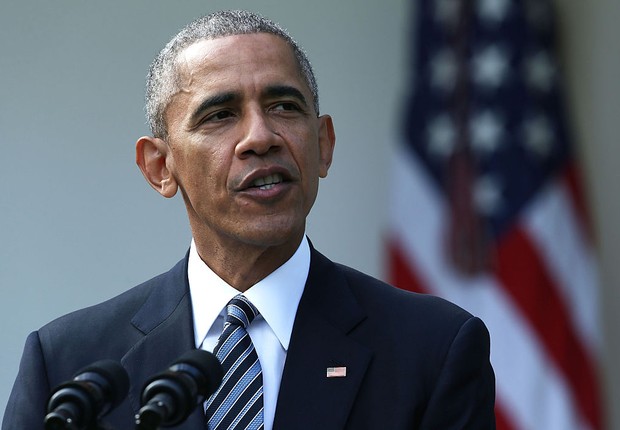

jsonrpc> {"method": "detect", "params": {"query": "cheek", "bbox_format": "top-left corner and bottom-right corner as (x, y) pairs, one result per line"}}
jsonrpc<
(296, 143), (322, 197)
(302, 142), (323, 179)
(287, 126), (321, 165)
(173, 145), (227, 191)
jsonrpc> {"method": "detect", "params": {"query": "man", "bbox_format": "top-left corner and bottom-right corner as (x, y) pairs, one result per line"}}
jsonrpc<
(3, 10), (496, 430)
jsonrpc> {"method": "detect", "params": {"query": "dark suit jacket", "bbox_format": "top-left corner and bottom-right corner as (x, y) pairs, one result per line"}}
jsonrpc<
(3, 246), (495, 429)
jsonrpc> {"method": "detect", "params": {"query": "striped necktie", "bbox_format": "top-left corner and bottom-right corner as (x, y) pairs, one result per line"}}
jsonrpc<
(205, 294), (264, 430)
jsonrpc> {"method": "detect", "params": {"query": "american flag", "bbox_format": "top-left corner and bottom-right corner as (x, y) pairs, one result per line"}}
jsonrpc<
(387, 0), (603, 428)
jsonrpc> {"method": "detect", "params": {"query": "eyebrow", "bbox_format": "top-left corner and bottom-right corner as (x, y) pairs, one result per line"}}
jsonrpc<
(263, 85), (308, 108)
(189, 91), (238, 125)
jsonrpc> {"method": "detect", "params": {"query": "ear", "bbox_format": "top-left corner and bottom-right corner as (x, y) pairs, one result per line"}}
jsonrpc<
(317, 115), (336, 178)
(135, 136), (178, 198)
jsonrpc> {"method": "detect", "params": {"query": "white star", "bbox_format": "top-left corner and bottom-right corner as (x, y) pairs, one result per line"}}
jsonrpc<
(474, 175), (503, 215)
(434, 0), (461, 29)
(469, 110), (504, 154)
(430, 49), (459, 92)
(471, 45), (510, 89)
(524, 51), (556, 92)
(522, 114), (555, 158)
(477, 0), (511, 25)
(427, 114), (457, 157)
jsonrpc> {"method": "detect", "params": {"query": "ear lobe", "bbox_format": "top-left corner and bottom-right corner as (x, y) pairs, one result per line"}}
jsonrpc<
(135, 136), (178, 198)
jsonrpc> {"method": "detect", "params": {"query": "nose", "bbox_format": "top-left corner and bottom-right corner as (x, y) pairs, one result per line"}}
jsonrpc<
(235, 109), (282, 158)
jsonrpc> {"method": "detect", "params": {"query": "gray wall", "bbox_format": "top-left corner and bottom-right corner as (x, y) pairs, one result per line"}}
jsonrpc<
(559, 0), (620, 427)
(1, 0), (618, 427)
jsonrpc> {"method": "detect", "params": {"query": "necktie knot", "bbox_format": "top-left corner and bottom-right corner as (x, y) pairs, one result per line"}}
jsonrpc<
(225, 294), (259, 328)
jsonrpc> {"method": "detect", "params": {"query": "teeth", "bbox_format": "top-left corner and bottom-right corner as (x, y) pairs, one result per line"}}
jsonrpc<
(252, 173), (283, 189)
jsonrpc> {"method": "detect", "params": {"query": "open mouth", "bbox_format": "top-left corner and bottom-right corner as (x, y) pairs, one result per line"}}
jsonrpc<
(250, 173), (284, 190)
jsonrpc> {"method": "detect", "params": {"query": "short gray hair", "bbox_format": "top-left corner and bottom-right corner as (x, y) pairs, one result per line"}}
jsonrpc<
(145, 10), (319, 139)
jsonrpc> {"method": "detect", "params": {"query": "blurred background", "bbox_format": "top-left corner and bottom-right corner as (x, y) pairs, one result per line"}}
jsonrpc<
(0, 1), (617, 429)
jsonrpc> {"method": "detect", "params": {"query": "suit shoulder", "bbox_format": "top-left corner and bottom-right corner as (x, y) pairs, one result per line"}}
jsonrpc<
(37, 257), (187, 358)
(334, 262), (491, 380)
(335, 262), (474, 327)
(40, 272), (155, 334)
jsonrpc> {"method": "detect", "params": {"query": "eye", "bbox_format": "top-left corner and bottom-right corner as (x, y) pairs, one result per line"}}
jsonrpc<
(204, 110), (234, 122)
(271, 102), (300, 112)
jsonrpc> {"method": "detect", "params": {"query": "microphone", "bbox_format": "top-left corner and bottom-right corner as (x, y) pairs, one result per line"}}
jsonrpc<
(44, 359), (129, 430)
(135, 349), (223, 429)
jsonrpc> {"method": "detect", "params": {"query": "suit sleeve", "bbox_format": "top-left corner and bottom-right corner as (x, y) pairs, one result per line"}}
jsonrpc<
(2, 331), (50, 430)
(419, 316), (496, 429)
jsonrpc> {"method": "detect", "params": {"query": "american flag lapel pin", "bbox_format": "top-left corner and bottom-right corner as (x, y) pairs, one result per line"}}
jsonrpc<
(326, 366), (347, 378)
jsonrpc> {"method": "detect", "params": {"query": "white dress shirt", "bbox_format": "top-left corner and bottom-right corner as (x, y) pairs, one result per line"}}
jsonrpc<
(188, 237), (310, 430)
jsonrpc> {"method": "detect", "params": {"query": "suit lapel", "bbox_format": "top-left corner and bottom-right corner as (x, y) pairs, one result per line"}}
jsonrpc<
(121, 255), (207, 429)
(273, 248), (372, 430)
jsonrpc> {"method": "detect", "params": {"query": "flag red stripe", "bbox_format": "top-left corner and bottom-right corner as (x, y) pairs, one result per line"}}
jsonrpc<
(388, 238), (518, 430)
(495, 226), (601, 429)
(494, 401), (518, 430)
(387, 236), (426, 295)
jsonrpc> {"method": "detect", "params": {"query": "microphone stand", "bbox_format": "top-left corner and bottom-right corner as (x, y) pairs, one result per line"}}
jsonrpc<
(134, 403), (165, 430)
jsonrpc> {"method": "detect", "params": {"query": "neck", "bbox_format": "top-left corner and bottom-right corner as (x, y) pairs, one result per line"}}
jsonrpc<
(192, 233), (304, 292)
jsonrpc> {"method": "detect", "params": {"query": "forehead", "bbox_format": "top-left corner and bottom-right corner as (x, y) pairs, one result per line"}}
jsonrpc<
(175, 33), (305, 92)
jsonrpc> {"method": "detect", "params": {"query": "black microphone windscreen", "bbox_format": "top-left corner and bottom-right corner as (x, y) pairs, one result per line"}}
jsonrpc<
(171, 350), (224, 397)
(136, 349), (224, 429)
(74, 359), (130, 408)
(45, 359), (129, 430)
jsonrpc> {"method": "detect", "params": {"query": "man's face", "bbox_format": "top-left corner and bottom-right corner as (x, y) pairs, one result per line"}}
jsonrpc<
(160, 33), (334, 252)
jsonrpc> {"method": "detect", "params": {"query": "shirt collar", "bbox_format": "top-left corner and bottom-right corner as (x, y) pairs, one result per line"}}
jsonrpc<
(188, 237), (310, 351)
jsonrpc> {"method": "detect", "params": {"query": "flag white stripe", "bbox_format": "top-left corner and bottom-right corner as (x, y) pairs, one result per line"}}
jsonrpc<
(521, 177), (601, 355)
